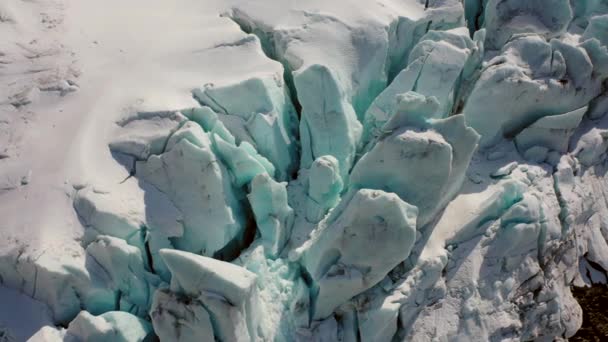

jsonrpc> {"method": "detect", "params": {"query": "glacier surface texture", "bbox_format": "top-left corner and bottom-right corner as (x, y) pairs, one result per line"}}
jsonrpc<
(2, 0), (608, 341)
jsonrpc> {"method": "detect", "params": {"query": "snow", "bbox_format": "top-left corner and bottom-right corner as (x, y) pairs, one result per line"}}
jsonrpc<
(2, 0), (608, 340)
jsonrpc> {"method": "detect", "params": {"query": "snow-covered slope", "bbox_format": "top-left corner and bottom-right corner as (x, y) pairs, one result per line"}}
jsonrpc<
(1, 0), (608, 341)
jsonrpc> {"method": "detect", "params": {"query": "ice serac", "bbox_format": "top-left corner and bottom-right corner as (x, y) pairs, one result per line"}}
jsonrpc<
(295, 64), (362, 177)
(230, 4), (390, 120)
(582, 14), (608, 47)
(293, 188), (417, 320)
(386, 0), (466, 81)
(515, 106), (587, 159)
(305, 155), (343, 223)
(352, 92), (480, 227)
(63, 311), (152, 342)
(230, 0), (465, 174)
(5, 231), (161, 327)
(212, 134), (275, 188)
(570, 1), (608, 29)
(363, 27), (484, 146)
(183, 106), (276, 187)
(464, 34), (608, 146)
(192, 60), (298, 181)
(182, 107), (235, 146)
(85, 236), (159, 317)
(136, 122), (247, 260)
(73, 178), (182, 281)
(150, 249), (259, 342)
(483, 0), (573, 50)
(231, 0), (465, 112)
(247, 173), (294, 257)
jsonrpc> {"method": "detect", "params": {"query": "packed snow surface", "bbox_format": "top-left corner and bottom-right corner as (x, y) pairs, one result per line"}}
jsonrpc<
(1, 0), (608, 341)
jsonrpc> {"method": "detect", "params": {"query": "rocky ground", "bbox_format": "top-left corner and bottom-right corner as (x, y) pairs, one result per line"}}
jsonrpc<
(572, 285), (608, 341)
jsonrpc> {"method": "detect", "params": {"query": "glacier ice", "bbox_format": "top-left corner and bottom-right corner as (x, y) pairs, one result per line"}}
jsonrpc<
(296, 64), (363, 178)
(213, 135), (275, 188)
(362, 27), (484, 147)
(109, 111), (189, 161)
(64, 311), (152, 342)
(248, 173), (294, 257)
(229, 0), (465, 176)
(292, 188), (417, 320)
(515, 106), (587, 157)
(84, 235), (160, 317)
(150, 249), (259, 342)
(352, 92), (479, 227)
(192, 71), (299, 181)
(483, 0), (573, 50)
(305, 155), (343, 223)
(4, 0), (608, 341)
(572, 127), (608, 166)
(135, 122), (247, 259)
(150, 289), (215, 342)
(73, 177), (183, 281)
(235, 245), (310, 340)
(464, 33), (608, 146)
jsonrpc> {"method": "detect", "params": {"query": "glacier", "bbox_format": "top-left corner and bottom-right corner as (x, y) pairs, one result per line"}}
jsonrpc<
(1, 0), (608, 341)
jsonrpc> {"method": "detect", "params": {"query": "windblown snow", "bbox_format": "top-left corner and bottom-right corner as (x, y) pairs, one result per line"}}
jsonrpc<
(1, 0), (608, 341)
